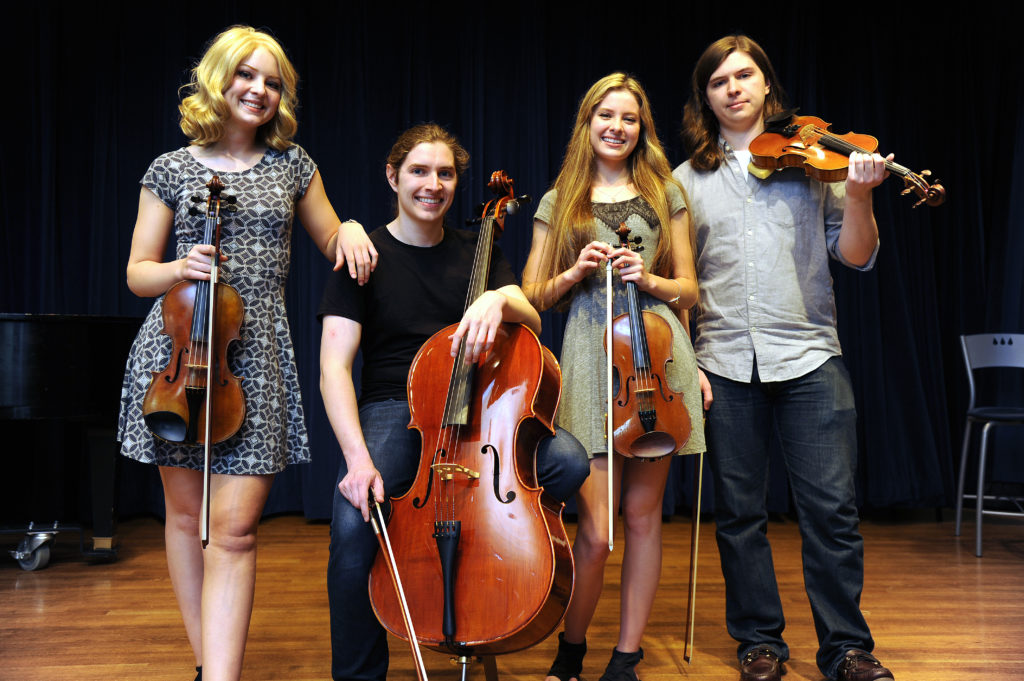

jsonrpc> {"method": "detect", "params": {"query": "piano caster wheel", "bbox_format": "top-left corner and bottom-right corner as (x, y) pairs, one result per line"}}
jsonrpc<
(17, 544), (51, 571)
(11, 532), (53, 571)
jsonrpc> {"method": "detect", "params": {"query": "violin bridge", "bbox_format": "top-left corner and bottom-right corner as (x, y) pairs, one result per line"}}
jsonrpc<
(432, 463), (480, 481)
(798, 124), (820, 147)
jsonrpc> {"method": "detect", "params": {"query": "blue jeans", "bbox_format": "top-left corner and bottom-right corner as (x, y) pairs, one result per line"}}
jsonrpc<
(705, 358), (874, 679)
(328, 400), (589, 681)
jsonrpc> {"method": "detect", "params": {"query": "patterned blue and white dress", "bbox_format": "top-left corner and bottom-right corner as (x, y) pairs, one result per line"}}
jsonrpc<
(118, 145), (316, 475)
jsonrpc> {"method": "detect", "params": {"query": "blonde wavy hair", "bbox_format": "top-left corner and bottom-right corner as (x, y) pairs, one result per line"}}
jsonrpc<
(179, 26), (299, 150)
(537, 73), (683, 295)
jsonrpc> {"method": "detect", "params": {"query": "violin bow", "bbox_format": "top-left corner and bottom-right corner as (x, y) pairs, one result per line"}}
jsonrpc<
(683, 451), (704, 662)
(199, 274), (214, 548)
(606, 253), (615, 552)
(199, 176), (225, 550)
(370, 497), (429, 681)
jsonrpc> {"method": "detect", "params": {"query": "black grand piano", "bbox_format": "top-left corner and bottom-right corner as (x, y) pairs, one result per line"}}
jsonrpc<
(1, 313), (142, 569)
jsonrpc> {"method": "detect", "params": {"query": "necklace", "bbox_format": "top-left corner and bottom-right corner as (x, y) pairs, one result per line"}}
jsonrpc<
(592, 184), (636, 203)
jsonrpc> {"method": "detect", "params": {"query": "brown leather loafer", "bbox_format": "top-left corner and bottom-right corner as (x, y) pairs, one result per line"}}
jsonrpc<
(740, 647), (783, 681)
(835, 649), (894, 681)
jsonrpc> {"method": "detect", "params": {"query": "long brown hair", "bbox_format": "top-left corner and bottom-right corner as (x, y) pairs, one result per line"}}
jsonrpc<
(681, 35), (787, 171)
(537, 73), (682, 296)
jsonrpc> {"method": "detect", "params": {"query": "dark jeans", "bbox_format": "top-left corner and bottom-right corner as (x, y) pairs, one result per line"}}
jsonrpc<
(328, 400), (589, 681)
(705, 358), (874, 679)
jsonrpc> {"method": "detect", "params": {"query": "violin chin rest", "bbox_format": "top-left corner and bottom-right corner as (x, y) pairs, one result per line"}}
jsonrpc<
(144, 411), (188, 443)
(627, 430), (679, 459)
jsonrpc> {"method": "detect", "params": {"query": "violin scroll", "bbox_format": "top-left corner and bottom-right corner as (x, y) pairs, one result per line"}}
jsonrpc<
(901, 169), (946, 208)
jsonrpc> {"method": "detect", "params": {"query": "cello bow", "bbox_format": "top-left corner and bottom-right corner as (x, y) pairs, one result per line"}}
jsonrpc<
(370, 498), (429, 681)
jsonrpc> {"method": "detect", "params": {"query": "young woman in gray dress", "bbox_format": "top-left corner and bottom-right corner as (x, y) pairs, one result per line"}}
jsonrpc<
(118, 26), (372, 681)
(522, 73), (704, 681)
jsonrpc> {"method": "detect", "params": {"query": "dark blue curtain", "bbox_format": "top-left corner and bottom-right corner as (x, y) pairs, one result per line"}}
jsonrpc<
(3, 3), (1020, 520)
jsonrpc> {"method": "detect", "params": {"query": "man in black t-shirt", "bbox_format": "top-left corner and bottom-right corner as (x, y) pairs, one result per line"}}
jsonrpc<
(318, 125), (589, 681)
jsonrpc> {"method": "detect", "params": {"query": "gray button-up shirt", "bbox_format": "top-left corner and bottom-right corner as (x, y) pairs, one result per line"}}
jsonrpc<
(673, 144), (878, 384)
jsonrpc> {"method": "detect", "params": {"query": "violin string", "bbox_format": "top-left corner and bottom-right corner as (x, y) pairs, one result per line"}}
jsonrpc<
(631, 278), (652, 415)
(813, 128), (915, 178)
(189, 206), (216, 392)
(623, 228), (653, 416)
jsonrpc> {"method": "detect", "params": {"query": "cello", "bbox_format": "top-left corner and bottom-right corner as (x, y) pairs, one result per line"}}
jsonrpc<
(368, 171), (573, 660)
(142, 175), (244, 545)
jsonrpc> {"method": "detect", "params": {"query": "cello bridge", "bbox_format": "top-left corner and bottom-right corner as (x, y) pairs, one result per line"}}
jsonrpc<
(432, 463), (480, 481)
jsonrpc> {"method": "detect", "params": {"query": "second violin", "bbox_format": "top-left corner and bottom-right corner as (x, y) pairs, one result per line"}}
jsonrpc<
(605, 223), (691, 459)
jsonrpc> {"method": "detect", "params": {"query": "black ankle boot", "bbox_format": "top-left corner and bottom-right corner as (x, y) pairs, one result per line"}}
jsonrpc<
(598, 647), (643, 681)
(547, 632), (587, 681)
(194, 666), (202, 681)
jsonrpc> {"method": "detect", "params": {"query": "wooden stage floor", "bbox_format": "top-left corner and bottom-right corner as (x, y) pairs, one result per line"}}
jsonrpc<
(2, 511), (1021, 680)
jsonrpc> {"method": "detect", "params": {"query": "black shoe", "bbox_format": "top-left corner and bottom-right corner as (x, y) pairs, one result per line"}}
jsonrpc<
(194, 666), (202, 681)
(547, 633), (587, 681)
(598, 647), (643, 681)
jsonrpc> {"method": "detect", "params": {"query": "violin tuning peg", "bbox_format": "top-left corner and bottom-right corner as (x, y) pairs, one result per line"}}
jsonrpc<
(226, 204), (239, 213)
(223, 194), (237, 204)
(188, 206), (202, 216)
(190, 195), (204, 203)
(921, 169), (932, 178)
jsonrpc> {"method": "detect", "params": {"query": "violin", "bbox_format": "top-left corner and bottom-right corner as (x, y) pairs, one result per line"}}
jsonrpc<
(368, 172), (573, 660)
(142, 175), (244, 545)
(749, 109), (946, 208)
(605, 224), (691, 459)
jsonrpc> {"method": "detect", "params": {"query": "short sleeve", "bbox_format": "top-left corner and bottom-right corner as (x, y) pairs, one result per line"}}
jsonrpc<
(289, 145), (318, 199)
(318, 264), (366, 324)
(140, 152), (183, 211)
(489, 243), (518, 289)
(666, 181), (687, 215)
(534, 189), (558, 224)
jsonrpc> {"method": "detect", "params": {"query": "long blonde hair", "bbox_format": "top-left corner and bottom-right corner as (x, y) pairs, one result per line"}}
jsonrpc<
(538, 73), (683, 294)
(178, 26), (299, 151)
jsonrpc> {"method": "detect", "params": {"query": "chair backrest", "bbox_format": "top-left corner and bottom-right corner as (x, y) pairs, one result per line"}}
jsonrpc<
(961, 334), (1024, 370)
(960, 334), (1024, 409)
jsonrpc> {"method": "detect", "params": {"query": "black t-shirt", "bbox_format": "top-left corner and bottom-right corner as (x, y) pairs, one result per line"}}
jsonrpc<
(318, 225), (518, 405)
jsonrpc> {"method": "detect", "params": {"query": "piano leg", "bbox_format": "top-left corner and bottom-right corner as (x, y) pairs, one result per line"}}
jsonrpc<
(86, 427), (118, 557)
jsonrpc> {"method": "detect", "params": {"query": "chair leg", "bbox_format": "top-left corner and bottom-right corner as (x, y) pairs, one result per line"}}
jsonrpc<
(954, 420), (973, 536)
(975, 423), (994, 557)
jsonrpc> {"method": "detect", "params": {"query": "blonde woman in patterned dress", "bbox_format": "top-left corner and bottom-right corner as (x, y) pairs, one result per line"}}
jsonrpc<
(118, 26), (372, 681)
(522, 73), (704, 681)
